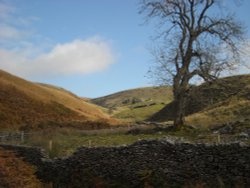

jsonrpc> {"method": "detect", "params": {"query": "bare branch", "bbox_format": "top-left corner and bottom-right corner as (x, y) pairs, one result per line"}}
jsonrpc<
(197, 0), (214, 28)
(140, 0), (245, 126)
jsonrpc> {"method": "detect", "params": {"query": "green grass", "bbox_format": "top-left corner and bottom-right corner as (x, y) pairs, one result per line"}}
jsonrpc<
(92, 86), (172, 109)
(21, 129), (170, 158)
(3, 122), (249, 159)
(91, 86), (173, 122)
(113, 103), (166, 122)
(23, 129), (247, 158)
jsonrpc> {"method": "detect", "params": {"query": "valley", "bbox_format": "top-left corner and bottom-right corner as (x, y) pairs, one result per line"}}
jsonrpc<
(0, 69), (250, 187)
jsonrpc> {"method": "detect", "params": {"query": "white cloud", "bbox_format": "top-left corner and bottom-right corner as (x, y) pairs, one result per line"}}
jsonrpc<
(0, 2), (116, 78)
(0, 37), (116, 78)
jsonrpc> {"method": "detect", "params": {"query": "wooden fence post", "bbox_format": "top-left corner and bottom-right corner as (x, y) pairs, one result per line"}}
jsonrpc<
(217, 134), (221, 144)
(21, 131), (24, 143)
(49, 140), (53, 151)
(88, 140), (92, 147)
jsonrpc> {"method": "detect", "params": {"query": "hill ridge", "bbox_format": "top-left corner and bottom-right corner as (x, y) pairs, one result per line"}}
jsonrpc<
(0, 69), (115, 130)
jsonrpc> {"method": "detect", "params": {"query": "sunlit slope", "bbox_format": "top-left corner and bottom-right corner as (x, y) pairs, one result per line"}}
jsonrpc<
(36, 83), (109, 119)
(92, 86), (173, 121)
(0, 69), (113, 130)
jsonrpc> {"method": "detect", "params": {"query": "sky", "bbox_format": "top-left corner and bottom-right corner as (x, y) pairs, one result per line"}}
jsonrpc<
(0, 0), (250, 98)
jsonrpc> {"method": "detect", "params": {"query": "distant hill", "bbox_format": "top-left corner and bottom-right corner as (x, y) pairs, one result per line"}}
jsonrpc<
(0, 69), (117, 130)
(91, 86), (173, 121)
(150, 74), (250, 128)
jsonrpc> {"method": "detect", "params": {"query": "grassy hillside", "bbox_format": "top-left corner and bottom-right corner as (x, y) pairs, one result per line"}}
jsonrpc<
(0, 69), (117, 130)
(92, 86), (173, 122)
(186, 99), (250, 129)
(92, 86), (172, 108)
(150, 74), (250, 128)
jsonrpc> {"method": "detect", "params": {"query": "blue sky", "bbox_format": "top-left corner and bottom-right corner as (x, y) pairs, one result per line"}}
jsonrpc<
(0, 0), (250, 98)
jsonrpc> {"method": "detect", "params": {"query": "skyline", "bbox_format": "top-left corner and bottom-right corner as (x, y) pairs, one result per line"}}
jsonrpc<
(0, 0), (250, 98)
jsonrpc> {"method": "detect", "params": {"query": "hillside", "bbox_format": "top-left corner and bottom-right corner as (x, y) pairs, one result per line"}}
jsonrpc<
(150, 74), (250, 128)
(0, 69), (116, 130)
(92, 86), (173, 121)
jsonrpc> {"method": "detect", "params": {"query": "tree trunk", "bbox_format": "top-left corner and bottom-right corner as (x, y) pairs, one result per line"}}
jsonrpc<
(173, 92), (186, 128)
(173, 74), (188, 128)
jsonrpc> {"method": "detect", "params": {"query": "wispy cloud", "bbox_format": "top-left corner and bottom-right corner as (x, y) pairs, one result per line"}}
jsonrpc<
(0, 2), (14, 20)
(218, 40), (250, 77)
(240, 40), (250, 69)
(0, 24), (25, 40)
(0, 1), (34, 48)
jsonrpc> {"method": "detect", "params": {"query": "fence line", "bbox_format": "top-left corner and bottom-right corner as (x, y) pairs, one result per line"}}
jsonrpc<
(0, 127), (131, 144)
(0, 131), (26, 143)
(0, 128), (243, 146)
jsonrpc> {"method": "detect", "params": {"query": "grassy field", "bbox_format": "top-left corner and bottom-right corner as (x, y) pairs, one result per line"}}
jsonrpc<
(1, 123), (247, 159)
(20, 129), (171, 158)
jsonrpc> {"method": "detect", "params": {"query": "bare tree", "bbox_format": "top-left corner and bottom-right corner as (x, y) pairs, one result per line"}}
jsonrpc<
(140, 0), (245, 127)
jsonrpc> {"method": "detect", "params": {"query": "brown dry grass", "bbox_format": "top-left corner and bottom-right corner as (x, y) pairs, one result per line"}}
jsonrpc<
(37, 83), (110, 120)
(0, 69), (119, 130)
(0, 147), (43, 188)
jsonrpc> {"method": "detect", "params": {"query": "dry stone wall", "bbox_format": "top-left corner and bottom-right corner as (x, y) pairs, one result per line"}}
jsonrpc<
(1, 139), (250, 187)
(0, 144), (47, 166)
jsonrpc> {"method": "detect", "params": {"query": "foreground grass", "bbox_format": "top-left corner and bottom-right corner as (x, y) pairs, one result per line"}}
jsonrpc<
(21, 129), (170, 158)
(21, 128), (244, 158)
(3, 120), (249, 159)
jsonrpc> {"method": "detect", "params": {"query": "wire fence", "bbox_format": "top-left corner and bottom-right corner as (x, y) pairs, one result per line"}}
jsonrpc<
(0, 127), (126, 140)
(0, 128), (247, 147)
(0, 131), (37, 144)
(0, 126), (133, 145)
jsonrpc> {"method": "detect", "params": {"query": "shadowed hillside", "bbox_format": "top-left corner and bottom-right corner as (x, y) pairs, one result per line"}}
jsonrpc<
(92, 86), (173, 121)
(150, 74), (250, 128)
(0, 69), (117, 130)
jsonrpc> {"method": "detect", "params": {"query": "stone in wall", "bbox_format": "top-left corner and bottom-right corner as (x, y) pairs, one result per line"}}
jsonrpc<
(1, 139), (250, 187)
